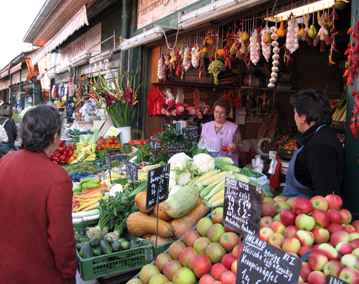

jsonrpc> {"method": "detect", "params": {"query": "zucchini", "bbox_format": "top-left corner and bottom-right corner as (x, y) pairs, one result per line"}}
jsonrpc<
(79, 237), (90, 243)
(83, 242), (94, 259)
(164, 185), (199, 218)
(100, 240), (113, 254)
(111, 240), (122, 252)
(79, 241), (87, 257)
(103, 235), (113, 243)
(89, 237), (101, 247)
(76, 243), (85, 250)
(92, 246), (102, 256)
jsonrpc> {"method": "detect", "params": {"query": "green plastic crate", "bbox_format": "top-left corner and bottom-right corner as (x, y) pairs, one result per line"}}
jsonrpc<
(77, 240), (154, 281)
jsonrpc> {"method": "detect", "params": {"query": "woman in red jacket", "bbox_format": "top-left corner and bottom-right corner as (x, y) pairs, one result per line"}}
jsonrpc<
(0, 105), (77, 284)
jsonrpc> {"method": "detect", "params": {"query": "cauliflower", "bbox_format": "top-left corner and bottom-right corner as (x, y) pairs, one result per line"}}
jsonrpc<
(169, 170), (177, 190)
(168, 152), (192, 173)
(190, 153), (215, 175)
(169, 185), (182, 196)
(177, 171), (193, 186)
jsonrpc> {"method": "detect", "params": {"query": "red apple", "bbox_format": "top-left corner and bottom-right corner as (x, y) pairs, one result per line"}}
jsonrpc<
(220, 270), (236, 284)
(207, 223), (226, 243)
(311, 209), (330, 228)
(310, 195), (329, 211)
(293, 197), (313, 215)
(219, 232), (240, 252)
(199, 274), (216, 284)
(351, 247), (359, 258)
(300, 262), (312, 281)
(295, 213), (315, 231)
(336, 242), (355, 255)
(274, 195), (288, 202)
(282, 237), (301, 253)
(307, 270), (326, 284)
(273, 213), (281, 221)
(172, 267), (196, 284)
(193, 237), (212, 254)
(326, 223), (344, 234)
(221, 254), (237, 270)
(206, 242), (226, 264)
(308, 251), (329, 271)
(139, 264), (161, 284)
(280, 208), (297, 226)
(274, 200), (291, 214)
(263, 197), (275, 204)
(287, 197), (298, 208)
(339, 267), (359, 284)
(224, 226), (236, 233)
(298, 246), (313, 258)
(341, 254), (358, 269)
(168, 241), (187, 260)
(318, 243), (339, 261)
(342, 224), (357, 233)
(196, 217), (214, 237)
(323, 260), (343, 277)
(232, 244), (242, 259)
(270, 220), (286, 234)
(259, 227), (274, 242)
(189, 253), (212, 278)
(183, 230), (201, 247)
(331, 230), (351, 247)
(283, 225), (298, 238)
(350, 238), (359, 249)
(231, 259), (237, 275)
(178, 247), (198, 267)
(312, 227), (330, 244)
(210, 263), (228, 280)
(268, 232), (285, 248)
(163, 260), (182, 281)
(296, 230), (315, 247)
(261, 202), (277, 218)
(328, 209), (344, 224)
(211, 207), (224, 224)
(351, 220), (359, 231)
(155, 253), (173, 272)
(325, 194), (343, 210)
(148, 274), (169, 283)
(260, 216), (274, 228)
(340, 209), (352, 224)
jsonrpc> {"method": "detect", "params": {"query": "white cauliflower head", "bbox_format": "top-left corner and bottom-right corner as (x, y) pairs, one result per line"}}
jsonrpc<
(190, 153), (215, 175)
(168, 152), (192, 173)
(169, 170), (177, 190)
(177, 171), (193, 186)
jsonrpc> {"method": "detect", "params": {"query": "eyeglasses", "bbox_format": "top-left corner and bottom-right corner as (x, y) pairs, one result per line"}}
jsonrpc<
(214, 111), (226, 116)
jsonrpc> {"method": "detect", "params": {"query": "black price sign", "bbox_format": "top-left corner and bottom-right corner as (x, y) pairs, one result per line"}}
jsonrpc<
(126, 160), (138, 183)
(237, 235), (302, 284)
(146, 164), (170, 210)
(326, 276), (349, 284)
(105, 152), (112, 170)
(167, 145), (190, 158)
(182, 126), (199, 142)
(150, 136), (162, 152)
(223, 177), (262, 237)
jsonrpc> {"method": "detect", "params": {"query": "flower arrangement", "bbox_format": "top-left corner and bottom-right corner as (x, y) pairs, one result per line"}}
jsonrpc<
(222, 90), (242, 108)
(191, 101), (213, 124)
(87, 70), (142, 128)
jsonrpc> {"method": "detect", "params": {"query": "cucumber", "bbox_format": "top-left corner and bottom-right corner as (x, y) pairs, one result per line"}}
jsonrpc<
(89, 237), (101, 247)
(103, 235), (113, 243)
(121, 241), (131, 250)
(76, 243), (84, 250)
(100, 240), (113, 254)
(111, 240), (122, 252)
(92, 246), (102, 256)
(79, 237), (90, 243)
(79, 241), (87, 257)
(83, 242), (94, 259)
(118, 238), (128, 243)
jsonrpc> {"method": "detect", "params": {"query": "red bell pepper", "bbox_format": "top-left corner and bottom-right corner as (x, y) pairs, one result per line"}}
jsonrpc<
(59, 155), (67, 161)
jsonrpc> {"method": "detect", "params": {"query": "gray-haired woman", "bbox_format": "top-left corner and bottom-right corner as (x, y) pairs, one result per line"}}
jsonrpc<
(0, 102), (17, 157)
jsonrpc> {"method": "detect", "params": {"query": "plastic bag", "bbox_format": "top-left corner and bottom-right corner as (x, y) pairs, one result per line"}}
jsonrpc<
(198, 136), (217, 152)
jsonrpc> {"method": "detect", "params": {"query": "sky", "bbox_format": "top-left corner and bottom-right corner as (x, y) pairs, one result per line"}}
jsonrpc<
(0, 0), (47, 69)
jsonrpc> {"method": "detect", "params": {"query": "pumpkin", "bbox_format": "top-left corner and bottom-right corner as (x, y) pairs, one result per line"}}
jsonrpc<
(170, 200), (209, 239)
(217, 49), (225, 56)
(207, 39), (214, 45)
(135, 191), (153, 213)
(230, 44), (237, 56)
(201, 47), (208, 59)
(297, 27), (304, 40)
(127, 212), (174, 238)
(242, 31), (249, 41)
(142, 234), (174, 246)
(154, 201), (173, 221)
(277, 21), (286, 37)
(262, 32), (271, 43)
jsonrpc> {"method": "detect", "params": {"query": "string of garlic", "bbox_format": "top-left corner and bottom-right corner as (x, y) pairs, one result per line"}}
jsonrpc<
(250, 29), (260, 65)
(183, 46), (191, 71)
(268, 26), (279, 88)
(286, 16), (300, 53)
(261, 26), (271, 62)
(157, 55), (165, 80)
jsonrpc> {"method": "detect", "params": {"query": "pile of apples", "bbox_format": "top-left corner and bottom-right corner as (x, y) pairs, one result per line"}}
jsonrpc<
(127, 207), (242, 284)
(260, 194), (359, 284)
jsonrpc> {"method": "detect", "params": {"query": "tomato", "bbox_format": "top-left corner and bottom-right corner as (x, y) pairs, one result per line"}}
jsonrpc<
(231, 148), (236, 153)
(222, 146), (227, 151)
(226, 147), (231, 152)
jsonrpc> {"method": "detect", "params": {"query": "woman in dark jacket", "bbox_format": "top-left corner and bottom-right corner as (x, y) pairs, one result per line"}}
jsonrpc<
(282, 89), (345, 199)
(0, 102), (17, 157)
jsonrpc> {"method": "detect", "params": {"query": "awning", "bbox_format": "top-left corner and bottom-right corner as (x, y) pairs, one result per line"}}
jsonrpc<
(10, 63), (22, 74)
(31, 6), (89, 65)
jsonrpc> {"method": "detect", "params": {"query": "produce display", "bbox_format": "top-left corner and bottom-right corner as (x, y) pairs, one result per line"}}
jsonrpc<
(49, 140), (75, 165)
(261, 134), (291, 151)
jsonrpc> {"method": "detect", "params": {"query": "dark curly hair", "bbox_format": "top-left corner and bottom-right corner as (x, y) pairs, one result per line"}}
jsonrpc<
(213, 99), (231, 115)
(19, 105), (62, 152)
(1, 102), (13, 117)
(290, 89), (332, 125)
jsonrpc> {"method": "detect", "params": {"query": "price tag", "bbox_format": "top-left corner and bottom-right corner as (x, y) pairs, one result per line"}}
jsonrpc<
(126, 160), (138, 183)
(326, 275), (349, 284)
(223, 177), (262, 237)
(167, 145), (190, 158)
(146, 164), (170, 210)
(236, 235), (302, 284)
(105, 152), (112, 170)
(150, 136), (162, 152)
(182, 126), (199, 142)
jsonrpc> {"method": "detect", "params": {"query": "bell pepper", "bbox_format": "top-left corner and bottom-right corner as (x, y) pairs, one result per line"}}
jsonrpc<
(59, 155), (67, 161)
(58, 146), (67, 152)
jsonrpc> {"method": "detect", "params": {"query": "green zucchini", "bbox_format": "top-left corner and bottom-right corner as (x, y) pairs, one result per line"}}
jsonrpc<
(76, 243), (84, 250)
(92, 246), (102, 256)
(111, 240), (122, 252)
(103, 236), (113, 243)
(100, 240), (113, 254)
(89, 237), (101, 247)
(83, 242), (94, 259)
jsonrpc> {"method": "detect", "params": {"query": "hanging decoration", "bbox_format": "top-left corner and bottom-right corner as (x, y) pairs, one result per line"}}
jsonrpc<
(157, 54), (166, 81)
(261, 25), (271, 62)
(314, 11), (330, 52)
(328, 8), (340, 65)
(250, 28), (261, 65)
(302, 14), (312, 45)
(268, 24), (279, 88)
(286, 13), (300, 53)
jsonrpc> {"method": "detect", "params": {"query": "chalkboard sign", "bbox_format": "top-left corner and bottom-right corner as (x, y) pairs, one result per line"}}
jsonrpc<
(223, 177), (262, 237)
(150, 136), (162, 152)
(326, 275), (349, 284)
(182, 126), (199, 142)
(146, 164), (170, 210)
(237, 234), (302, 284)
(167, 145), (190, 158)
(126, 160), (138, 183)
(105, 152), (112, 170)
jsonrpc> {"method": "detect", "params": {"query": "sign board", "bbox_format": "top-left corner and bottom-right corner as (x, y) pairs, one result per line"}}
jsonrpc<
(326, 275), (349, 284)
(150, 136), (162, 152)
(146, 164), (170, 210)
(223, 177), (262, 237)
(182, 126), (199, 142)
(167, 145), (190, 158)
(237, 234), (302, 284)
(126, 160), (138, 183)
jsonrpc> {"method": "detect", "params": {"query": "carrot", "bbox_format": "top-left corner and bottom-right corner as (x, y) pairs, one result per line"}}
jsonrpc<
(84, 188), (99, 193)
(99, 184), (107, 190)
(75, 189), (101, 197)
(73, 192), (103, 200)
(81, 203), (100, 211)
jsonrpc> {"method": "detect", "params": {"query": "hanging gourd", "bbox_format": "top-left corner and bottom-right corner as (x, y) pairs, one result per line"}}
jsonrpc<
(201, 47), (208, 59)
(297, 27), (304, 40)
(277, 21), (286, 37)
(261, 25), (271, 62)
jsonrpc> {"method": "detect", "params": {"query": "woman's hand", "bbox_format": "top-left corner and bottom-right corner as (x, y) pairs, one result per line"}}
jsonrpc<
(228, 143), (236, 153)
